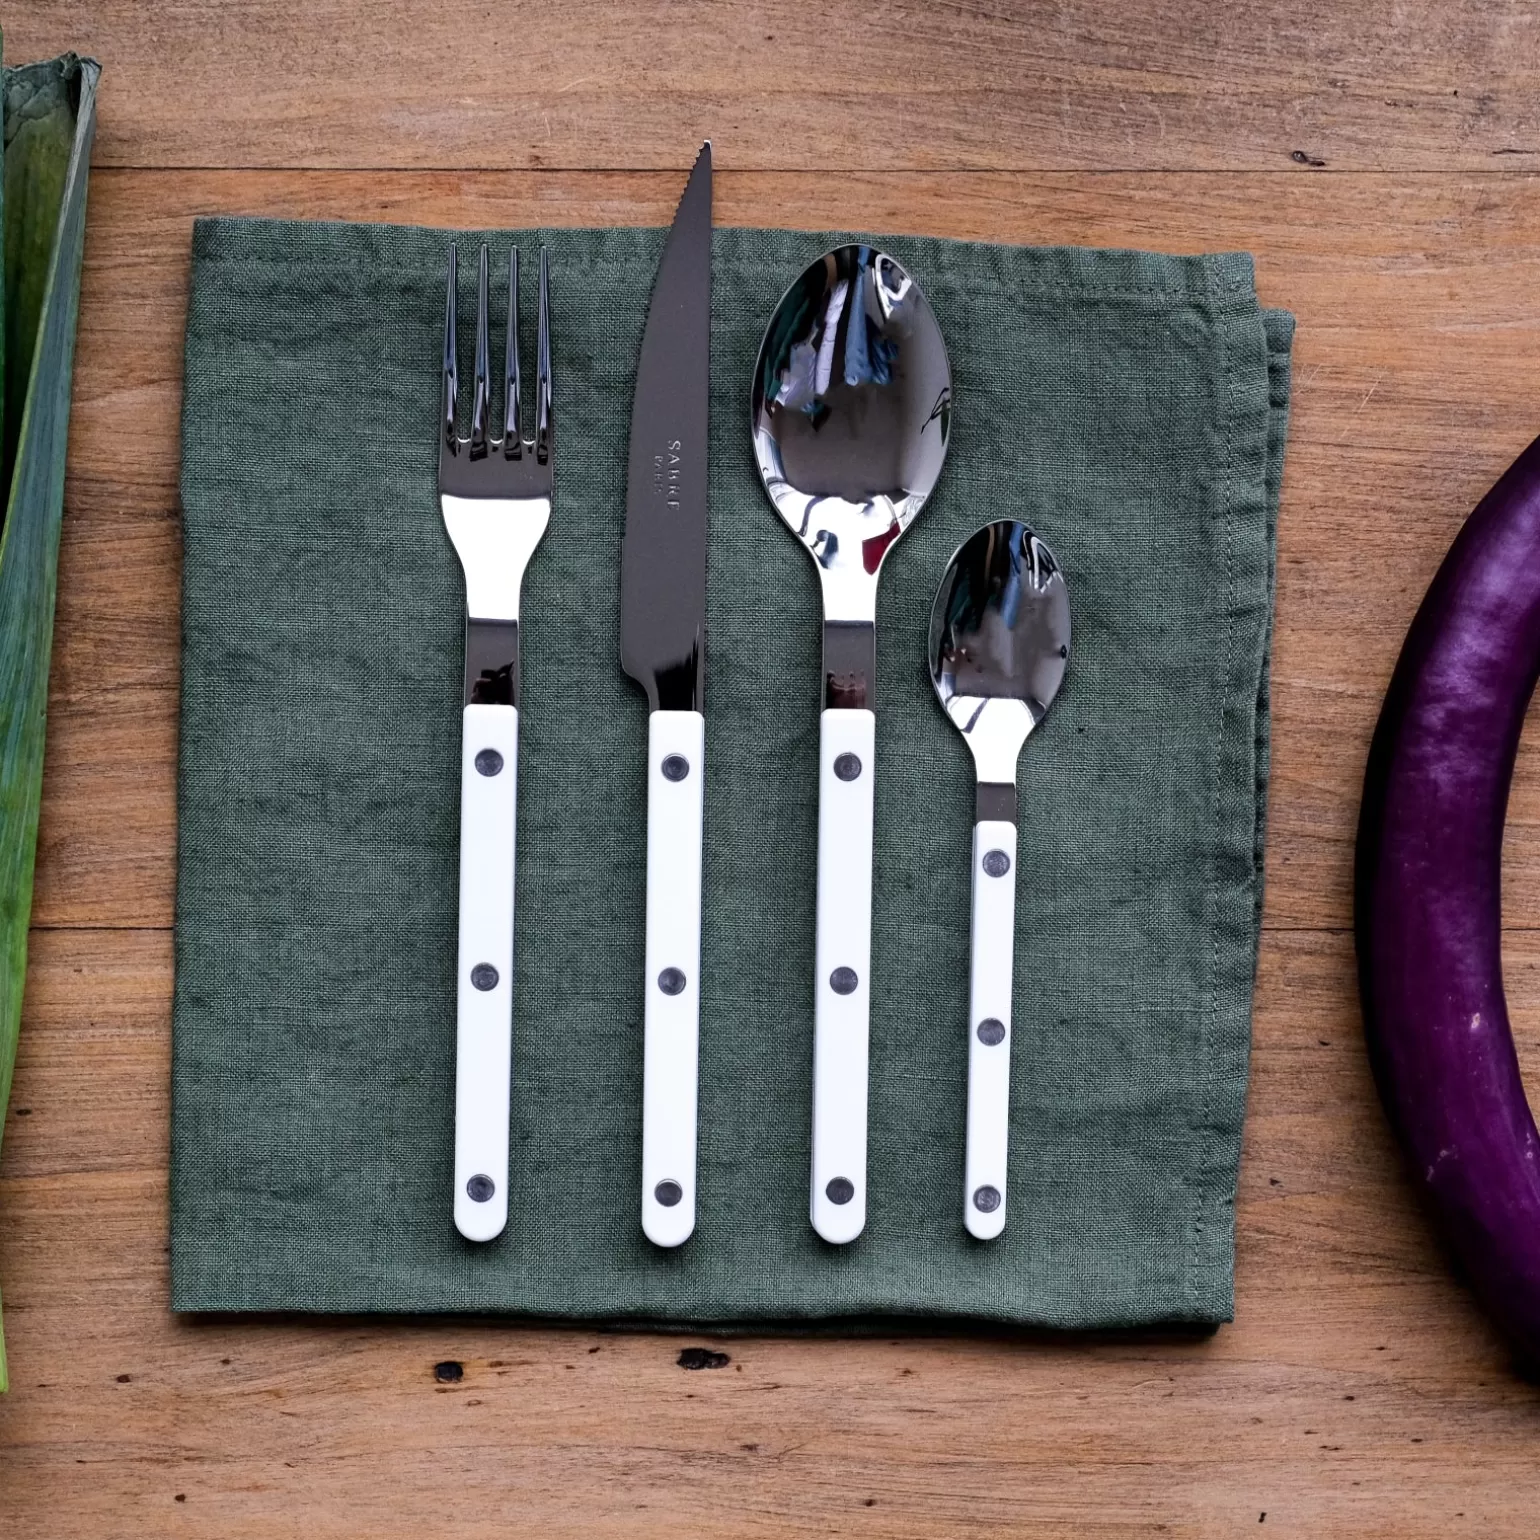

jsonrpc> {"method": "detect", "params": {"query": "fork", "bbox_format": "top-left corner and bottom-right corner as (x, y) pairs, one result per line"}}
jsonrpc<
(439, 241), (553, 1243)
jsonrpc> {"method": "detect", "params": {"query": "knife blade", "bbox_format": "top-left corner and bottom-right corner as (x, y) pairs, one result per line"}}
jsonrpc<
(621, 141), (712, 1247)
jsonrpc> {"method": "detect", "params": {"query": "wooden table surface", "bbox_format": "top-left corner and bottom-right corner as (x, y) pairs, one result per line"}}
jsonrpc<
(5, 3), (1540, 1534)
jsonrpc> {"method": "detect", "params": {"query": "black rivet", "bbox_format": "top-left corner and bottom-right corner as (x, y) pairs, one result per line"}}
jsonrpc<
(973, 1185), (1001, 1214)
(474, 748), (504, 777)
(977, 1018), (1006, 1046)
(834, 752), (862, 781)
(826, 1177), (855, 1205)
(466, 1174), (495, 1203)
(982, 849), (1011, 878)
(654, 1180), (683, 1207)
(470, 963), (499, 991)
(658, 967), (686, 996)
(829, 966), (858, 995)
(661, 754), (690, 782)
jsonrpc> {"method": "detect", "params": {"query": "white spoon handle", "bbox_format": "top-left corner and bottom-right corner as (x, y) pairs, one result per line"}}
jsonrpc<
(966, 817), (1017, 1240)
(811, 707), (876, 1244)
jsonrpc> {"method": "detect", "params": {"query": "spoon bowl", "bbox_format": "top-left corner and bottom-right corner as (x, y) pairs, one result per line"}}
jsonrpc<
(752, 244), (952, 623)
(929, 520), (1071, 789)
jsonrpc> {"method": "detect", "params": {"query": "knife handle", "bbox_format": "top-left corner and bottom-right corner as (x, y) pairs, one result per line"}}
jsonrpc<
(641, 710), (705, 1247)
(453, 702), (519, 1243)
(810, 707), (876, 1244)
(965, 818), (1017, 1240)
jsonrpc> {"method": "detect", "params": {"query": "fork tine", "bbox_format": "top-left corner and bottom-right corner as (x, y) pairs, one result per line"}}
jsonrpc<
(504, 247), (522, 459)
(470, 244), (492, 457)
(442, 242), (459, 453)
(535, 247), (552, 464)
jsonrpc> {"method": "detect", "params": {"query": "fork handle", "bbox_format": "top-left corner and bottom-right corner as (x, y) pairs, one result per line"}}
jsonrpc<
(453, 702), (519, 1243)
(965, 818), (1017, 1240)
(810, 707), (876, 1245)
(640, 710), (705, 1247)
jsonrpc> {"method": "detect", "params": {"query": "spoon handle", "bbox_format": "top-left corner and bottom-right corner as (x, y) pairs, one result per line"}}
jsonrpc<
(966, 817), (1018, 1240)
(810, 707), (876, 1244)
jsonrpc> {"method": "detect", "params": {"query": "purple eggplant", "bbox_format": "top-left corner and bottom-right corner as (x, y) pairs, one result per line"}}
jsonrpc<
(1357, 432), (1540, 1361)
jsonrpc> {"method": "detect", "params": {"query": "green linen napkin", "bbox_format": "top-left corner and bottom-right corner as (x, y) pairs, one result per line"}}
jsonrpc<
(172, 217), (1292, 1327)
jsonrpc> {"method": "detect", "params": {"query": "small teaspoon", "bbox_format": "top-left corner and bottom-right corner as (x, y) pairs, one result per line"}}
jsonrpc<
(928, 520), (1071, 1239)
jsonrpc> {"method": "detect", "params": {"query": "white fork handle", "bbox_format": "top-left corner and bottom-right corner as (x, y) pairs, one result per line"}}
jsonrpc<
(810, 708), (876, 1244)
(453, 702), (519, 1243)
(966, 818), (1018, 1240)
(641, 710), (705, 1247)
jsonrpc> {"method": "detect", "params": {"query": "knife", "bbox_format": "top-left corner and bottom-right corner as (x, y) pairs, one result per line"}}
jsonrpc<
(621, 142), (712, 1248)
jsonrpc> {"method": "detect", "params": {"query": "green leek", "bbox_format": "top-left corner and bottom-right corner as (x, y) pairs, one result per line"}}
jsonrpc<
(0, 49), (99, 1394)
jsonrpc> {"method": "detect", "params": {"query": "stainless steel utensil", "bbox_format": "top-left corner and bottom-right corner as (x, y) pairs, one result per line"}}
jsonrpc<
(621, 142), (713, 1247)
(751, 245), (952, 1243)
(928, 520), (1070, 1239)
(439, 242), (554, 1243)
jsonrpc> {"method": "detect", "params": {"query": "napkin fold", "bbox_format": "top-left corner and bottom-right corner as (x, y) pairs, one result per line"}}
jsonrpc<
(172, 218), (1291, 1326)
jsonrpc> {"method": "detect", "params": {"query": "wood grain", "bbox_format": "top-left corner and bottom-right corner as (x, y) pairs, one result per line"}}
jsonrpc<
(6, 3), (1540, 1533)
(8, 2), (1540, 173)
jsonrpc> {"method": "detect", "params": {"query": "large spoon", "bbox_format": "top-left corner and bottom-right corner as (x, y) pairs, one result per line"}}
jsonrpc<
(752, 244), (952, 1243)
(928, 520), (1070, 1239)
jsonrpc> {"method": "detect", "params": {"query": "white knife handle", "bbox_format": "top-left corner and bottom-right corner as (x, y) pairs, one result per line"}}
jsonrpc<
(453, 702), (519, 1243)
(811, 707), (876, 1244)
(966, 818), (1018, 1240)
(641, 709), (705, 1247)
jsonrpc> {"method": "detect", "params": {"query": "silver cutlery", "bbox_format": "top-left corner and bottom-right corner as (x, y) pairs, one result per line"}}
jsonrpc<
(751, 245), (952, 1243)
(928, 520), (1070, 1239)
(621, 143), (713, 1247)
(439, 242), (554, 1243)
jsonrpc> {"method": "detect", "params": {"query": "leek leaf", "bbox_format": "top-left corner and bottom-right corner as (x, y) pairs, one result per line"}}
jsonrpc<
(0, 52), (99, 1394)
